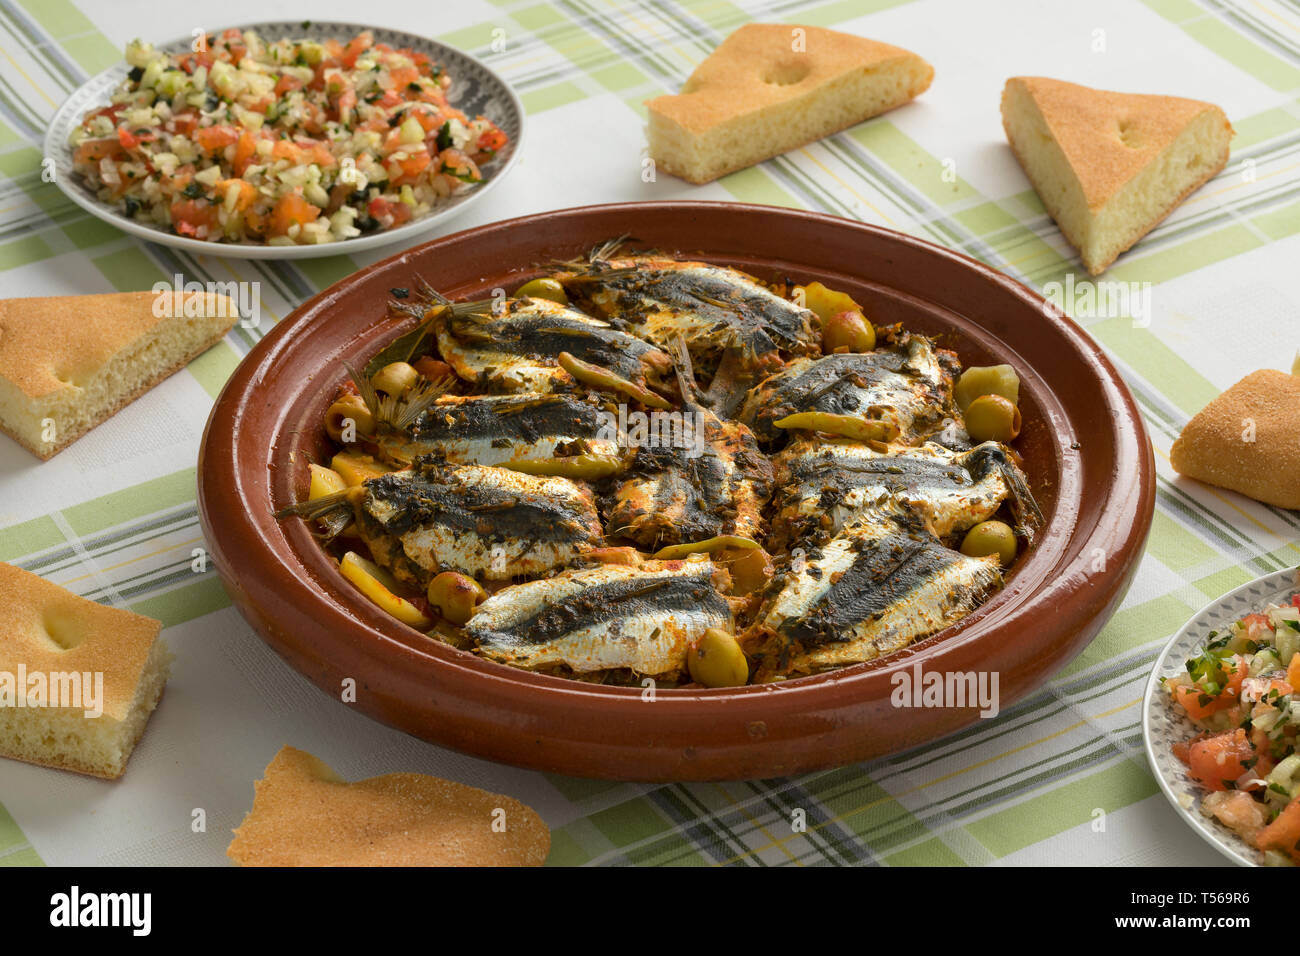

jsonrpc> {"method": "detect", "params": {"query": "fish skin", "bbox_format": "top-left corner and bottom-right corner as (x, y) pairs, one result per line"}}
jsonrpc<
(354, 460), (603, 586)
(556, 257), (819, 364)
(739, 332), (960, 445)
(750, 508), (1002, 680)
(769, 438), (1040, 550)
(468, 557), (732, 674)
(433, 297), (669, 395)
(605, 408), (773, 548)
(375, 392), (627, 469)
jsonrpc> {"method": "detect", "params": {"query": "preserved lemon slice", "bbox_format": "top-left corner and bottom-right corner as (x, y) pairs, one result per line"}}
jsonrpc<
(339, 551), (432, 629)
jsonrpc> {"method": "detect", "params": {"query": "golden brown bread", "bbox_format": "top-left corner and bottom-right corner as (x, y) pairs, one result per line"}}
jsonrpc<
(1170, 369), (1300, 510)
(0, 290), (238, 459)
(0, 562), (170, 778)
(647, 23), (933, 184)
(1001, 76), (1232, 274)
(227, 746), (551, 866)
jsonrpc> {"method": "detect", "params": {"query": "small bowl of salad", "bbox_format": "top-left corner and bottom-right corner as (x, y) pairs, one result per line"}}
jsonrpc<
(46, 22), (523, 259)
(1144, 566), (1300, 866)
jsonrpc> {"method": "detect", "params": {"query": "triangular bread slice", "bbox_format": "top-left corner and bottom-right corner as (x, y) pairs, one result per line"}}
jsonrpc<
(1001, 76), (1233, 274)
(1170, 369), (1300, 510)
(647, 23), (933, 184)
(227, 746), (551, 866)
(0, 562), (171, 779)
(0, 290), (238, 459)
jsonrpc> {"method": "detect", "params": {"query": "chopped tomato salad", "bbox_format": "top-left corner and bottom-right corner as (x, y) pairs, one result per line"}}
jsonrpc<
(1165, 582), (1300, 866)
(69, 29), (508, 245)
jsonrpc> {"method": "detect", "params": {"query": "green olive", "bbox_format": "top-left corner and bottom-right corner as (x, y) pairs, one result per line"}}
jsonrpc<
(959, 520), (1018, 566)
(725, 546), (773, 596)
(514, 276), (568, 304)
(954, 365), (1020, 412)
(822, 310), (876, 353)
(964, 393), (1022, 443)
(799, 281), (860, 325)
(426, 571), (487, 625)
(687, 627), (749, 687)
(371, 361), (420, 396)
(324, 394), (376, 442)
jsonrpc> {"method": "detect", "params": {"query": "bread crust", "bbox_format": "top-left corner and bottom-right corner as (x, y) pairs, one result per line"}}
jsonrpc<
(654, 80), (929, 184)
(1170, 369), (1300, 510)
(647, 23), (933, 184)
(227, 746), (551, 866)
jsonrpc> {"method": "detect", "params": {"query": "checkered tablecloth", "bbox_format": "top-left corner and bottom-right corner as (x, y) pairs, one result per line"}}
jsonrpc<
(1, 0), (1297, 867)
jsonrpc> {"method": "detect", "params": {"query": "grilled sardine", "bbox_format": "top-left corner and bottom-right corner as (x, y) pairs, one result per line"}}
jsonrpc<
(353, 461), (603, 585)
(750, 508), (1002, 680)
(769, 438), (1041, 550)
(605, 410), (773, 548)
(554, 247), (818, 416)
(739, 332), (959, 445)
(556, 255), (819, 362)
(468, 557), (733, 675)
(433, 296), (672, 397)
(375, 392), (627, 471)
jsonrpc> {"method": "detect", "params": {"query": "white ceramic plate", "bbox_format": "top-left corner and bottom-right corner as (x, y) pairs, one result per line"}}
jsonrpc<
(44, 21), (523, 260)
(1142, 565), (1299, 867)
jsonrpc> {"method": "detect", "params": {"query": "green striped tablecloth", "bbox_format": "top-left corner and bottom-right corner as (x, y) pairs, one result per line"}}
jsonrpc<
(1, 0), (1297, 866)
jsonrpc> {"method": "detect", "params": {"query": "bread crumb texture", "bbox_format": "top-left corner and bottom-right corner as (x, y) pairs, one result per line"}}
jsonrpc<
(0, 562), (169, 779)
(0, 290), (238, 458)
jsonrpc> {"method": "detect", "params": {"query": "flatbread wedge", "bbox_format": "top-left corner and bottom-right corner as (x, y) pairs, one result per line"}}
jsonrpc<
(0, 562), (170, 779)
(1170, 369), (1300, 510)
(1001, 76), (1232, 275)
(227, 746), (551, 866)
(647, 23), (933, 184)
(0, 290), (238, 459)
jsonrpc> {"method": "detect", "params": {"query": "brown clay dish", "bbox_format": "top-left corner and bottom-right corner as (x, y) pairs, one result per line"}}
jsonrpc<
(197, 201), (1155, 781)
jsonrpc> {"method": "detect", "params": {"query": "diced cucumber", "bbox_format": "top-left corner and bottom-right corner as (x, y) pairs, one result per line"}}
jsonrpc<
(140, 59), (164, 90)
(1250, 648), (1283, 676)
(124, 40), (155, 69)
(399, 116), (424, 145)
(1277, 628), (1299, 668)
(298, 41), (324, 66)
(156, 69), (188, 98)
(304, 182), (330, 207)
(1268, 754), (1300, 788)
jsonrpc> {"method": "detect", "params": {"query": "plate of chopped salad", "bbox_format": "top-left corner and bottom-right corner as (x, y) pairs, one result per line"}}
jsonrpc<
(45, 22), (522, 258)
(1143, 566), (1300, 866)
